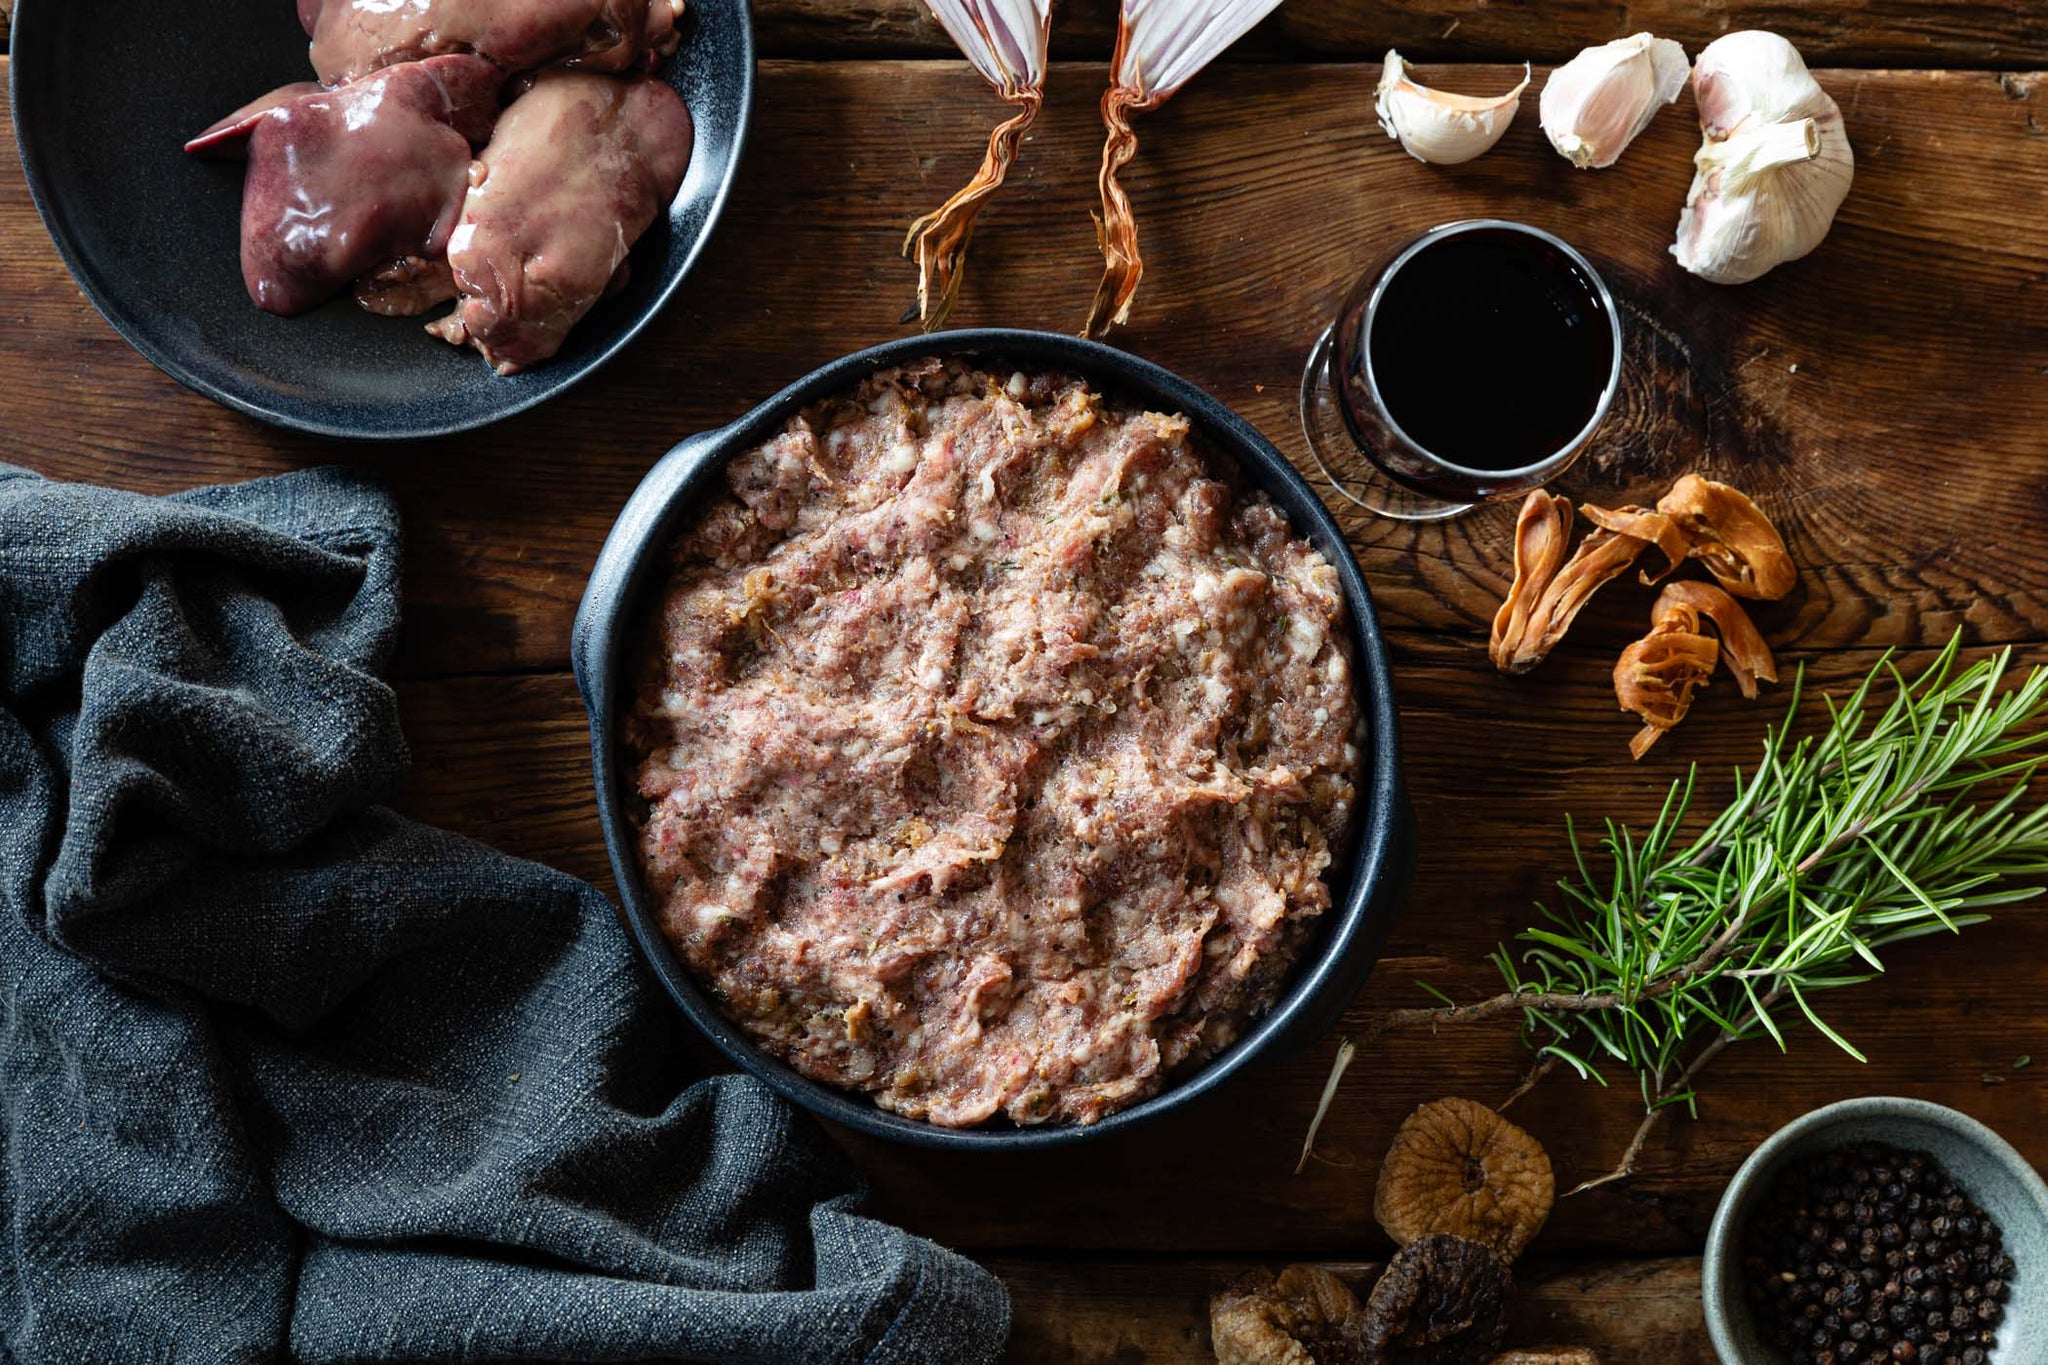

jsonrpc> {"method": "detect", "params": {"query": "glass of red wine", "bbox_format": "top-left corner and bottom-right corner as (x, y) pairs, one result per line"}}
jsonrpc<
(1301, 219), (1624, 522)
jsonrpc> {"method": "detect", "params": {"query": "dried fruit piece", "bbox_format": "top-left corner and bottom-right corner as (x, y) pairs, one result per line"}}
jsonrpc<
(1489, 491), (1574, 673)
(1655, 474), (1796, 600)
(1577, 502), (1688, 580)
(1614, 597), (1719, 759)
(1359, 1235), (1511, 1365)
(1495, 527), (1655, 675)
(1652, 580), (1777, 699)
(1488, 1352), (1602, 1365)
(1212, 1264), (1368, 1365)
(1374, 1098), (1555, 1262)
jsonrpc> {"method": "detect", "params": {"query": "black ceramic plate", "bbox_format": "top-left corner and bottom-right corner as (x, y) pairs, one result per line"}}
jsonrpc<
(9, 0), (753, 440)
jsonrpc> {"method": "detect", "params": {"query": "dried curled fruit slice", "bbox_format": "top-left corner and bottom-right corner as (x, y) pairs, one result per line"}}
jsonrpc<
(1615, 600), (1719, 759)
(1359, 1235), (1511, 1365)
(1656, 475), (1796, 600)
(1652, 580), (1778, 699)
(1578, 503), (1688, 580)
(1490, 489), (1667, 676)
(1490, 491), (1574, 674)
(1211, 1263), (1368, 1364)
(1374, 1098), (1555, 1262)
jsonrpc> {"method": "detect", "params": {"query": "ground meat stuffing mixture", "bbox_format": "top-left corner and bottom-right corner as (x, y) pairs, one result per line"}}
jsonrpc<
(627, 359), (1361, 1127)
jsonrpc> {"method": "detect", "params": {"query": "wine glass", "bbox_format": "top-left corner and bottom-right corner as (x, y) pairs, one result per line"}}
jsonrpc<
(1300, 219), (1624, 522)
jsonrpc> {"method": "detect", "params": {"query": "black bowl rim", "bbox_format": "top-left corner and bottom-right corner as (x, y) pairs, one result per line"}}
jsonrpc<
(571, 328), (1409, 1150)
(7, 0), (756, 442)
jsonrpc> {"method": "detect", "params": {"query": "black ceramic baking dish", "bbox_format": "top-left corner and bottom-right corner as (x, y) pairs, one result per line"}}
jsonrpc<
(572, 329), (1412, 1150)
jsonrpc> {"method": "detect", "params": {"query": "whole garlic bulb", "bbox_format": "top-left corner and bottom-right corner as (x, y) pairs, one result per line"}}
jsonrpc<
(1672, 31), (1854, 284)
(1539, 33), (1690, 169)
(1376, 51), (1531, 166)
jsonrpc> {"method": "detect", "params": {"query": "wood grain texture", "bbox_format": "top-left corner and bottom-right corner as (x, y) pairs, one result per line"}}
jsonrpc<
(992, 1256), (1713, 1364)
(6, 47), (2048, 1359)
(392, 639), (2048, 1257)
(2, 61), (2043, 682)
(3, 1), (2038, 65)
(751, 0), (2048, 69)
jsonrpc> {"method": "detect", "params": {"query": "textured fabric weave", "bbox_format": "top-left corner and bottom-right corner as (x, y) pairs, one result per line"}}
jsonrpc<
(0, 464), (1010, 1364)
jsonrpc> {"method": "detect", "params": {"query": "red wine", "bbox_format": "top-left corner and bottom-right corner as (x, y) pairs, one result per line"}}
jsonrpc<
(1361, 227), (1615, 471)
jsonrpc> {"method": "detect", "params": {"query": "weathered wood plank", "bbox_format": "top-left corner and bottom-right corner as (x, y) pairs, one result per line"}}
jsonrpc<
(392, 640), (2048, 1256)
(1, 61), (2042, 682)
(751, 0), (2048, 69)
(991, 1255), (1713, 1364)
(14, 57), (2048, 1255)
(6, 2), (2039, 66)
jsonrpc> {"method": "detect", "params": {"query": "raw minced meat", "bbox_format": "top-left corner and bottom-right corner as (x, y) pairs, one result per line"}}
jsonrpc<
(627, 358), (1362, 1127)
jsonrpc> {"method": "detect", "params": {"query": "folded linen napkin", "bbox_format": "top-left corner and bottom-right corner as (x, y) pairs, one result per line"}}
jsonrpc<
(0, 464), (1009, 1364)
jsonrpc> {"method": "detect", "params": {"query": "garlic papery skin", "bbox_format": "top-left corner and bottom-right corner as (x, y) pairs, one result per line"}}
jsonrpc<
(1539, 32), (1689, 169)
(1672, 31), (1854, 284)
(1376, 51), (1531, 166)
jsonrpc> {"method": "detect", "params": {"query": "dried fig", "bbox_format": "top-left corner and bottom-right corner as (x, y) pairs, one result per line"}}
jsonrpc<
(1651, 580), (1777, 699)
(1359, 1235), (1511, 1365)
(1212, 1264), (1368, 1365)
(1374, 1098), (1555, 1262)
(1655, 474), (1796, 601)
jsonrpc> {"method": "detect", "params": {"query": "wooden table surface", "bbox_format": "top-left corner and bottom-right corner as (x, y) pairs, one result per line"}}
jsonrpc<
(4, 5), (2046, 1360)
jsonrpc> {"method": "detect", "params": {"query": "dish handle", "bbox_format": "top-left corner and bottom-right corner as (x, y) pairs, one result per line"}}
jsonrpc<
(571, 428), (732, 713)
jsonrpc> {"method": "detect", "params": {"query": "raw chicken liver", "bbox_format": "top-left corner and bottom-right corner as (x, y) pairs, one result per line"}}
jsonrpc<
(198, 56), (503, 317)
(302, 0), (686, 86)
(428, 71), (693, 374)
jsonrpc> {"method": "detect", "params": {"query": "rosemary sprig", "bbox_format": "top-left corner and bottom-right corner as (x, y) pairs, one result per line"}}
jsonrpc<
(1310, 635), (2048, 1187)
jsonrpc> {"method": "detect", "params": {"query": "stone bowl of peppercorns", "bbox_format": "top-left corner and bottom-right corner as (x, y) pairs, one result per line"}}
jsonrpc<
(1705, 1098), (2048, 1365)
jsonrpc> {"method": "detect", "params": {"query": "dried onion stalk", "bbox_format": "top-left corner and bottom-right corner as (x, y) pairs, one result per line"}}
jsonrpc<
(1083, 0), (1285, 337)
(904, 0), (1054, 330)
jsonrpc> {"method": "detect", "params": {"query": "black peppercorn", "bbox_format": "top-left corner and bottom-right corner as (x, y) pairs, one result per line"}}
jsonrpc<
(1741, 1144), (2011, 1365)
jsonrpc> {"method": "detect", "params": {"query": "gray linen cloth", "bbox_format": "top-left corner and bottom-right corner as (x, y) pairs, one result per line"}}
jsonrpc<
(0, 463), (1009, 1364)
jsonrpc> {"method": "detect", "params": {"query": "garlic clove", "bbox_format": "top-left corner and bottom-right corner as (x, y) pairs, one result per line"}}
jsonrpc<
(1672, 31), (1853, 284)
(1539, 32), (1690, 169)
(1376, 51), (1531, 166)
